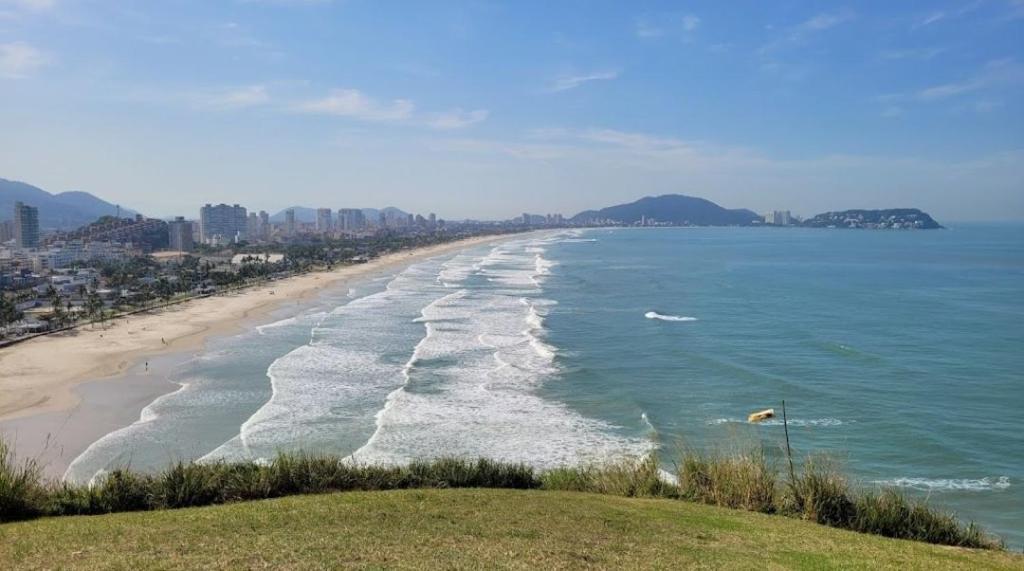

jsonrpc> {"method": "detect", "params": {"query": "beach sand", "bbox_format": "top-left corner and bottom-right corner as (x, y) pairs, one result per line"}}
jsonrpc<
(0, 235), (507, 477)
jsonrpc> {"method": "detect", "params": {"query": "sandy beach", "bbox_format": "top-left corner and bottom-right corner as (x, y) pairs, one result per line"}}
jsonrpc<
(0, 235), (507, 475)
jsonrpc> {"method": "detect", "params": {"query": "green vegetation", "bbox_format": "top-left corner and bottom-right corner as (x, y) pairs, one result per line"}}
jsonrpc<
(0, 438), (1005, 552)
(2, 489), (1019, 570)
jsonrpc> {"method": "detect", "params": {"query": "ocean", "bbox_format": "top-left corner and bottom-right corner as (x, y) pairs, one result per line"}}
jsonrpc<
(64, 225), (1023, 545)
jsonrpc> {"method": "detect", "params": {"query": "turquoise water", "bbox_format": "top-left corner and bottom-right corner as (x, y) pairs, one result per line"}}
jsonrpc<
(541, 225), (1023, 545)
(66, 226), (1023, 545)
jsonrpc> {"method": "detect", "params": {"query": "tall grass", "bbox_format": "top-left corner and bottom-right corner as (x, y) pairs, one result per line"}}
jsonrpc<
(0, 437), (1002, 549)
(784, 456), (856, 526)
(677, 447), (777, 513)
(0, 439), (47, 522)
(541, 456), (678, 498)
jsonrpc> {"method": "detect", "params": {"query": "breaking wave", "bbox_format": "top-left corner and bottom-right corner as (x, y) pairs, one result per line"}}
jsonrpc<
(873, 476), (1011, 492)
(645, 311), (698, 322)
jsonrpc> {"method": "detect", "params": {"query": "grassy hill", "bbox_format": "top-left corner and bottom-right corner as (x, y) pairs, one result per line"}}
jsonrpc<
(1, 489), (1018, 570)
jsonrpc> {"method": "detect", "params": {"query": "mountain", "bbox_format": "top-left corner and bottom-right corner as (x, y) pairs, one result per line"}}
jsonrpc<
(572, 194), (760, 226)
(0, 178), (135, 230)
(270, 206), (410, 223)
(801, 209), (943, 229)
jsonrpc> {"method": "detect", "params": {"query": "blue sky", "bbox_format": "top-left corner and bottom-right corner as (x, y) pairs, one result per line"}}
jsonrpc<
(1, 0), (1022, 221)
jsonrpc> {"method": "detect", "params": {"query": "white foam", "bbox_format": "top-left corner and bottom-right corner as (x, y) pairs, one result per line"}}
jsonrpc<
(645, 311), (698, 322)
(873, 476), (1011, 492)
(707, 417), (848, 427)
(349, 237), (650, 469)
(202, 259), (459, 463)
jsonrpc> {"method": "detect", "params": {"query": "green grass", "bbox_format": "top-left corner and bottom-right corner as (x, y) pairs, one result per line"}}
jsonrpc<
(1, 488), (1019, 570)
(0, 436), (1006, 551)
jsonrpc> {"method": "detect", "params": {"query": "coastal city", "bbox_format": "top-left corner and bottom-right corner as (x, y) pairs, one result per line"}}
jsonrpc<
(0, 199), (567, 342)
(1, 1), (1021, 565)
(0, 192), (946, 344)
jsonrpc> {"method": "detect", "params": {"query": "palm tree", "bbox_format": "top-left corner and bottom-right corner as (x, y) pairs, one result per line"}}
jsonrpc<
(86, 291), (104, 328)
(0, 295), (23, 338)
(45, 285), (65, 328)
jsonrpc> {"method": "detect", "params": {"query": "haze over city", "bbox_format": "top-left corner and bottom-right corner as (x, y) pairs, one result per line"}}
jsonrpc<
(1, 0), (1022, 221)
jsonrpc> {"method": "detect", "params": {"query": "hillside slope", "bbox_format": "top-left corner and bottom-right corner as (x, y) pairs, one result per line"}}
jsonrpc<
(572, 194), (759, 226)
(1, 489), (1016, 570)
(0, 179), (133, 230)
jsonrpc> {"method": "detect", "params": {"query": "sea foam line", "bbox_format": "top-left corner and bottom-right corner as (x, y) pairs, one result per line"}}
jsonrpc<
(645, 311), (698, 322)
(707, 417), (848, 427)
(872, 476), (1011, 492)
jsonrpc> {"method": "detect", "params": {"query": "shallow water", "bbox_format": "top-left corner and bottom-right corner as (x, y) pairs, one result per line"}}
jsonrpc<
(66, 226), (1023, 545)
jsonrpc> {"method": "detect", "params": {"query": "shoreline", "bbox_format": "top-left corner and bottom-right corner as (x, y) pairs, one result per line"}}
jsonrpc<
(0, 234), (510, 475)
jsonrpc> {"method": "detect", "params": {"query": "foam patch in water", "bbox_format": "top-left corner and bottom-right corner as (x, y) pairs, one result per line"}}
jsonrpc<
(874, 476), (1011, 492)
(645, 311), (698, 322)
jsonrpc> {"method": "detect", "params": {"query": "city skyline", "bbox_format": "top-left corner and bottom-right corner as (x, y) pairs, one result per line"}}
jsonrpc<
(1, 1), (1022, 221)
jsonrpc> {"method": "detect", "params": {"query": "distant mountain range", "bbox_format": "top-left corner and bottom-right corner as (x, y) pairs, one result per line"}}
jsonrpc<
(0, 178), (135, 230)
(572, 194), (760, 226)
(270, 206), (410, 224)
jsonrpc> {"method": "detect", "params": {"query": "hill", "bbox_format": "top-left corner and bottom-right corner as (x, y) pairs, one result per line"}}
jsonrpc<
(270, 206), (409, 223)
(0, 178), (134, 230)
(801, 208), (943, 229)
(572, 194), (759, 226)
(0, 488), (1016, 570)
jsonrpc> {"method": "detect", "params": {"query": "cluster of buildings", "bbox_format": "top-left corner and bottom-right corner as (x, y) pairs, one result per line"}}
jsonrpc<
(519, 213), (565, 226)
(763, 210), (793, 226)
(192, 203), (444, 247)
(1, 202), (142, 287)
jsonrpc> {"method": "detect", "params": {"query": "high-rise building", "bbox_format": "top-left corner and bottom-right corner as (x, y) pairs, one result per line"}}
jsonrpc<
(257, 211), (270, 240)
(316, 208), (333, 233)
(199, 203), (247, 243)
(428, 213), (436, 227)
(0, 220), (13, 243)
(285, 209), (297, 236)
(407, 213), (415, 227)
(14, 201), (40, 249)
(764, 210), (792, 226)
(168, 217), (194, 252)
(247, 212), (260, 239)
(338, 209), (366, 233)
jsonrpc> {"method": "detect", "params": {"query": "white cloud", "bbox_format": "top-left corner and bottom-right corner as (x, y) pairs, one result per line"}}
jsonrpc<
(881, 105), (904, 118)
(431, 128), (1024, 220)
(200, 85), (271, 109)
(974, 100), (1003, 113)
(0, 41), (48, 78)
(636, 14), (699, 39)
(916, 11), (946, 28)
(635, 20), (664, 39)
(549, 70), (620, 92)
(0, 0), (55, 11)
(881, 47), (945, 61)
(759, 10), (855, 55)
(916, 58), (1024, 101)
(426, 109), (489, 130)
(912, 2), (982, 29)
(296, 88), (486, 129)
(296, 89), (415, 121)
(799, 11), (855, 32)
